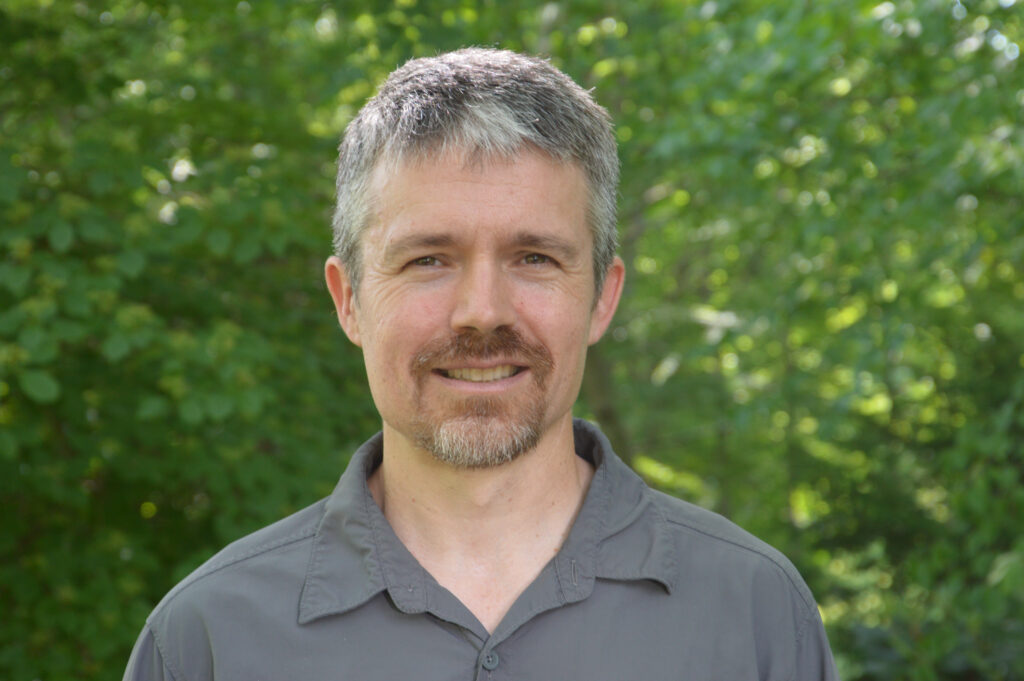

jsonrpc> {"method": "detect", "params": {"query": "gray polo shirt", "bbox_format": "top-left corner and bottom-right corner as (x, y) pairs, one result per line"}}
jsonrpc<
(124, 419), (839, 680)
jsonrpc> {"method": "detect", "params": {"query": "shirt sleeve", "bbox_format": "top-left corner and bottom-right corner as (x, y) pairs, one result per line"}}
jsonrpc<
(123, 624), (179, 681)
(793, 610), (841, 681)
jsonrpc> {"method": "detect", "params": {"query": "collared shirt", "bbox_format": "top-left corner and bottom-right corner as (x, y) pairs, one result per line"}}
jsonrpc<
(124, 419), (839, 681)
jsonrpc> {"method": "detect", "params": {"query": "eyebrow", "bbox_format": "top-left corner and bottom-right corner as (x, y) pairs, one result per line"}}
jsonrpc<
(510, 232), (582, 262)
(382, 234), (458, 263)
(380, 231), (583, 263)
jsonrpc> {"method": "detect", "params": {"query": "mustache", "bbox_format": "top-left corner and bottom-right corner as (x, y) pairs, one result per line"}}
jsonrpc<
(413, 327), (553, 382)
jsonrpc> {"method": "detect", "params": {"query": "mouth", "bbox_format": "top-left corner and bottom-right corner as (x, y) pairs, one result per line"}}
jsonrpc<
(437, 365), (525, 383)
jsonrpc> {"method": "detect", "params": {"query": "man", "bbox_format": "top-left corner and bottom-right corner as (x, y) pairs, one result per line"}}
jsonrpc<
(125, 48), (839, 680)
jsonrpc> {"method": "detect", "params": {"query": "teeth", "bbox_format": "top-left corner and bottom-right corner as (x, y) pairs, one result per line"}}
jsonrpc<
(445, 365), (518, 382)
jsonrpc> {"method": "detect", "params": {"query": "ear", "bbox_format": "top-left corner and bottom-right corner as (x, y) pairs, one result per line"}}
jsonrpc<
(587, 256), (625, 345)
(324, 256), (362, 347)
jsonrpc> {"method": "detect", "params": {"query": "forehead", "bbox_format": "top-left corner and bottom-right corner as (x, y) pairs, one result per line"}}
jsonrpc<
(363, 149), (590, 250)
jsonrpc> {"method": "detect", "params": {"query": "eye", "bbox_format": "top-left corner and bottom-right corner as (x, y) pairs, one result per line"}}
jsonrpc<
(409, 255), (441, 267)
(522, 253), (554, 266)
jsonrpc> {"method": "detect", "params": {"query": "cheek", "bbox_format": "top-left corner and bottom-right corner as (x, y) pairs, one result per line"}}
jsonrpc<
(519, 302), (591, 363)
(362, 293), (449, 362)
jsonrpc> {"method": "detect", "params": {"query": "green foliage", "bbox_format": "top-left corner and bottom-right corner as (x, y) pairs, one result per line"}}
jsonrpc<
(2, 1), (1022, 679)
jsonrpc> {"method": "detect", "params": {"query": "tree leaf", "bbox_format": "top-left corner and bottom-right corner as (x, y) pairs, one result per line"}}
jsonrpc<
(48, 221), (74, 253)
(18, 369), (61, 404)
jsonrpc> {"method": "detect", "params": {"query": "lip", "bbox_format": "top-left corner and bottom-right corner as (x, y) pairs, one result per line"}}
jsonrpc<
(435, 359), (526, 370)
(431, 365), (531, 393)
(442, 364), (519, 382)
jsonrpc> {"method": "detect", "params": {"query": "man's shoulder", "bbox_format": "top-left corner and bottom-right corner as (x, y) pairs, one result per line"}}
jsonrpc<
(645, 487), (818, 614)
(129, 499), (329, 680)
(149, 497), (327, 619)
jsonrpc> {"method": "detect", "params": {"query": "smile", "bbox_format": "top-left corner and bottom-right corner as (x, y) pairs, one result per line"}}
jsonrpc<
(440, 365), (523, 382)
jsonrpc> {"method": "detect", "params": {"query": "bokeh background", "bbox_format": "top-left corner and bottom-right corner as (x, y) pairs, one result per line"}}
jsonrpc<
(2, 0), (1023, 678)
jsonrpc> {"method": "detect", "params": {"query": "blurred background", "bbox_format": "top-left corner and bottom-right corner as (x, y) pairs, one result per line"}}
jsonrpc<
(2, 0), (1022, 678)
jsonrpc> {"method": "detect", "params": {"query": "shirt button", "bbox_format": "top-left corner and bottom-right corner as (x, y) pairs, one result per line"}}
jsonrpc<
(482, 652), (500, 670)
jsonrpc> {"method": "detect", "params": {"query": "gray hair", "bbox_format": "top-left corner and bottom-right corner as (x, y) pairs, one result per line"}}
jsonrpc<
(332, 47), (619, 294)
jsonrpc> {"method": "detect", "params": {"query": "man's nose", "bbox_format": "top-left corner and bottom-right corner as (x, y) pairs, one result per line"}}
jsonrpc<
(450, 261), (516, 334)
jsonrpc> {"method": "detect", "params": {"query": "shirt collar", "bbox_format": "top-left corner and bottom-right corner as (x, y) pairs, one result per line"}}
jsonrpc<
(562, 420), (677, 598)
(298, 419), (676, 625)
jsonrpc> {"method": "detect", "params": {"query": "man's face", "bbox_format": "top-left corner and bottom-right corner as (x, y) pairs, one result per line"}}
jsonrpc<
(325, 150), (623, 467)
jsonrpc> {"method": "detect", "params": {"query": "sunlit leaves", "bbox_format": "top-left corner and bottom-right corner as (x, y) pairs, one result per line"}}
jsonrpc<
(2, 0), (1022, 679)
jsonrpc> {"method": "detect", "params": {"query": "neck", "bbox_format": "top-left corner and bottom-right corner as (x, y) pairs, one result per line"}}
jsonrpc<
(368, 416), (594, 631)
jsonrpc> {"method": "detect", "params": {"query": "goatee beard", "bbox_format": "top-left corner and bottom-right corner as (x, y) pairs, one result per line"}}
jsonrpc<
(410, 328), (553, 468)
(424, 412), (542, 468)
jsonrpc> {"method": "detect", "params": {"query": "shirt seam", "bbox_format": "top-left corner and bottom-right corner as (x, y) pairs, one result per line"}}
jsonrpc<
(148, 622), (187, 681)
(782, 609), (816, 681)
(795, 607), (812, 644)
(158, 528), (316, 612)
(661, 516), (817, 614)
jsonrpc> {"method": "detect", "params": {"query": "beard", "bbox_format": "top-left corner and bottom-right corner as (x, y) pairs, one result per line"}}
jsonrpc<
(419, 397), (544, 468)
(409, 328), (553, 468)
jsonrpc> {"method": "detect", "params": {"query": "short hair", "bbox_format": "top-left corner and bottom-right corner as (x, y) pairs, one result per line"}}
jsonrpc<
(332, 47), (619, 294)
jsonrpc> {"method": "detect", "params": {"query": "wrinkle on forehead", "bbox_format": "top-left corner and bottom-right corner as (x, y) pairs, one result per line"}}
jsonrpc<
(377, 140), (573, 176)
(365, 146), (585, 226)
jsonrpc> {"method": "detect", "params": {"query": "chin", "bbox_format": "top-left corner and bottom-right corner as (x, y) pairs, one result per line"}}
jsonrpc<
(414, 413), (543, 469)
